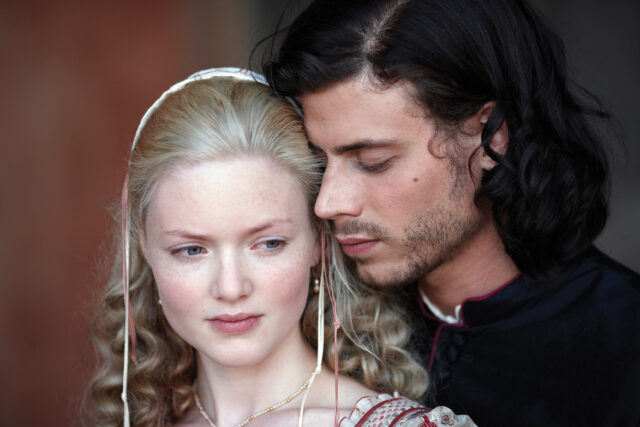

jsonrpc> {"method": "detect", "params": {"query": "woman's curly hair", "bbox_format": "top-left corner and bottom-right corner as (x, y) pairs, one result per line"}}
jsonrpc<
(84, 77), (427, 426)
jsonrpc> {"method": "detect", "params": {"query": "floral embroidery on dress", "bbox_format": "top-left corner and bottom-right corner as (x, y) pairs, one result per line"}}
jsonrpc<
(339, 394), (476, 427)
(423, 406), (465, 426)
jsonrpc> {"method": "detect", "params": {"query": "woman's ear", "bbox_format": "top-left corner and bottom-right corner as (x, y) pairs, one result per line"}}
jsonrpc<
(139, 232), (148, 259)
(474, 101), (509, 171)
(311, 237), (321, 268)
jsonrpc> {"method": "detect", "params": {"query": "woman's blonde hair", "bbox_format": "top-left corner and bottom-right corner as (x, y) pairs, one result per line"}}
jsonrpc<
(86, 76), (426, 426)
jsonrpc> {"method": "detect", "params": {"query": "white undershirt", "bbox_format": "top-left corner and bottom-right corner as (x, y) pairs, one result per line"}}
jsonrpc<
(419, 287), (463, 324)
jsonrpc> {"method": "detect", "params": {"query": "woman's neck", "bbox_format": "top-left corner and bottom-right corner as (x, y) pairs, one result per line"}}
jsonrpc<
(193, 327), (318, 427)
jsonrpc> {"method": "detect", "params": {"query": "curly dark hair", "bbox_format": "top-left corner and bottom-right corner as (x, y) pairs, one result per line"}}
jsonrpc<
(263, 0), (610, 279)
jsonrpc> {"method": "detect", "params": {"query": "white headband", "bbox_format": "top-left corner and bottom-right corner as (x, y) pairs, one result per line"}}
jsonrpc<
(130, 67), (267, 156)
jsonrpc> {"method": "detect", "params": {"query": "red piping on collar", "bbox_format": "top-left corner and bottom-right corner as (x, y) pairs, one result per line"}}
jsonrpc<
(459, 273), (521, 325)
(421, 273), (521, 372)
(426, 321), (467, 372)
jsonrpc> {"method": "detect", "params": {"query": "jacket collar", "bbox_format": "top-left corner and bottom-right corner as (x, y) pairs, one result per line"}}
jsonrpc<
(418, 247), (603, 327)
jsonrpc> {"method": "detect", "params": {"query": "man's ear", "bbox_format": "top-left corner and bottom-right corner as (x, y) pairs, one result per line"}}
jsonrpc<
(474, 101), (509, 171)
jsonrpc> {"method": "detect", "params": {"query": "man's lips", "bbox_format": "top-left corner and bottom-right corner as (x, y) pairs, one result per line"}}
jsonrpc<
(209, 313), (262, 334)
(335, 237), (379, 257)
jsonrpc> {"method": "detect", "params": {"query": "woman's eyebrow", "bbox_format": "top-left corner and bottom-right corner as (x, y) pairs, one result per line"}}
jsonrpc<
(244, 218), (295, 236)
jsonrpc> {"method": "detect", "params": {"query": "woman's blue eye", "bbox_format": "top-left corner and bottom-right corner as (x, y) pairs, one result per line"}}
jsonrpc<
(170, 246), (205, 258)
(264, 240), (282, 249)
(185, 246), (202, 256)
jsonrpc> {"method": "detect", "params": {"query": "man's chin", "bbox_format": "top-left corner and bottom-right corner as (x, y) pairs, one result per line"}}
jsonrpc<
(355, 261), (421, 288)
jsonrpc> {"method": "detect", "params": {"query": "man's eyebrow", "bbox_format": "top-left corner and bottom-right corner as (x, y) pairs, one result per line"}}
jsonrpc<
(310, 139), (397, 155)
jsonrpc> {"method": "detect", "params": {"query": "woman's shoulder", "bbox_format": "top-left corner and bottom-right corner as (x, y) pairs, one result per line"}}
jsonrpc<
(339, 393), (477, 427)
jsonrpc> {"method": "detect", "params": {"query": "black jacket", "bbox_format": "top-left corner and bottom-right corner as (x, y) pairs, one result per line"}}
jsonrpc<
(415, 247), (640, 426)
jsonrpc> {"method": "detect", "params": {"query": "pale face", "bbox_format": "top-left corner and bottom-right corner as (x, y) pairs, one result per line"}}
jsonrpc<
(142, 157), (318, 368)
(301, 77), (486, 287)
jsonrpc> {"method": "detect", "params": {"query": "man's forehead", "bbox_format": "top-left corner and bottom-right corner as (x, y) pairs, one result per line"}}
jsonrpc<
(301, 76), (416, 110)
(301, 78), (428, 152)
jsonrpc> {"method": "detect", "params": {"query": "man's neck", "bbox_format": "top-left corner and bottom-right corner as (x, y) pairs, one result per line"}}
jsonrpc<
(418, 221), (519, 317)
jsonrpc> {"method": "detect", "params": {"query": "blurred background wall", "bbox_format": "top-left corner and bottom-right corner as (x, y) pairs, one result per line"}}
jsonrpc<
(0, 1), (637, 425)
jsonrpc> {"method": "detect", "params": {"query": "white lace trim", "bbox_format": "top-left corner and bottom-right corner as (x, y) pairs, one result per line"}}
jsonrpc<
(339, 393), (476, 427)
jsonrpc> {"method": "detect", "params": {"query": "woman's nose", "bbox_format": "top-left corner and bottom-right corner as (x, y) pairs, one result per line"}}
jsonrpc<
(210, 252), (252, 302)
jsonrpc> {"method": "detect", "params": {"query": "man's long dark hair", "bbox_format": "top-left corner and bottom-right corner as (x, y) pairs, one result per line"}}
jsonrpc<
(264, 0), (610, 279)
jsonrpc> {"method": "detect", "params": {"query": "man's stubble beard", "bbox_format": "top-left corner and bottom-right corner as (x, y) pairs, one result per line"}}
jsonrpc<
(357, 159), (484, 288)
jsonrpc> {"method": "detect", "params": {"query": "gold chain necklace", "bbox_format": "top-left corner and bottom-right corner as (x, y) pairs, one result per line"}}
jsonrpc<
(193, 369), (317, 427)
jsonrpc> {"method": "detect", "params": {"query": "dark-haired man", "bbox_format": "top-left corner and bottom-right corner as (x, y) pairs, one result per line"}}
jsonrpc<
(265, 0), (640, 425)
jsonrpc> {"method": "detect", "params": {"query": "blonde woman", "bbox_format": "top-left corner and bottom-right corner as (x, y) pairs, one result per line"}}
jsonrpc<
(85, 68), (475, 427)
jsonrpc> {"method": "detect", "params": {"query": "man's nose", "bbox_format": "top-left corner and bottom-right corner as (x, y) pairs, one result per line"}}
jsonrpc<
(314, 162), (362, 220)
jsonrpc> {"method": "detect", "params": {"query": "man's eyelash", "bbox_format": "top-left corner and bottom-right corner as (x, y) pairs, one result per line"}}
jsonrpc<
(358, 159), (392, 172)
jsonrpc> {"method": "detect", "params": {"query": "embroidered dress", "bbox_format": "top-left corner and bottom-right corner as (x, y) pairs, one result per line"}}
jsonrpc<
(339, 394), (476, 427)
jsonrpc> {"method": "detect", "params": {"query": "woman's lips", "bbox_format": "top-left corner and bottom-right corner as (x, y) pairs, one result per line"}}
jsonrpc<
(209, 313), (262, 334)
(335, 237), (379, 257)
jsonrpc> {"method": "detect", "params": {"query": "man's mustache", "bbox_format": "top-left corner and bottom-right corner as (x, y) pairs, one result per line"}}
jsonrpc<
(332, 220), (389, 239)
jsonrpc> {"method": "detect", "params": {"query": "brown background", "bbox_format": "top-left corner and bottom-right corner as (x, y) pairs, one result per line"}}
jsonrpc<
(0, 1), (637, 425)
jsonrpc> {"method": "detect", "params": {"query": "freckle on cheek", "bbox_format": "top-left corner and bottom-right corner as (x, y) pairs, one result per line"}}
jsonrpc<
(413, 177), (419, 182)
